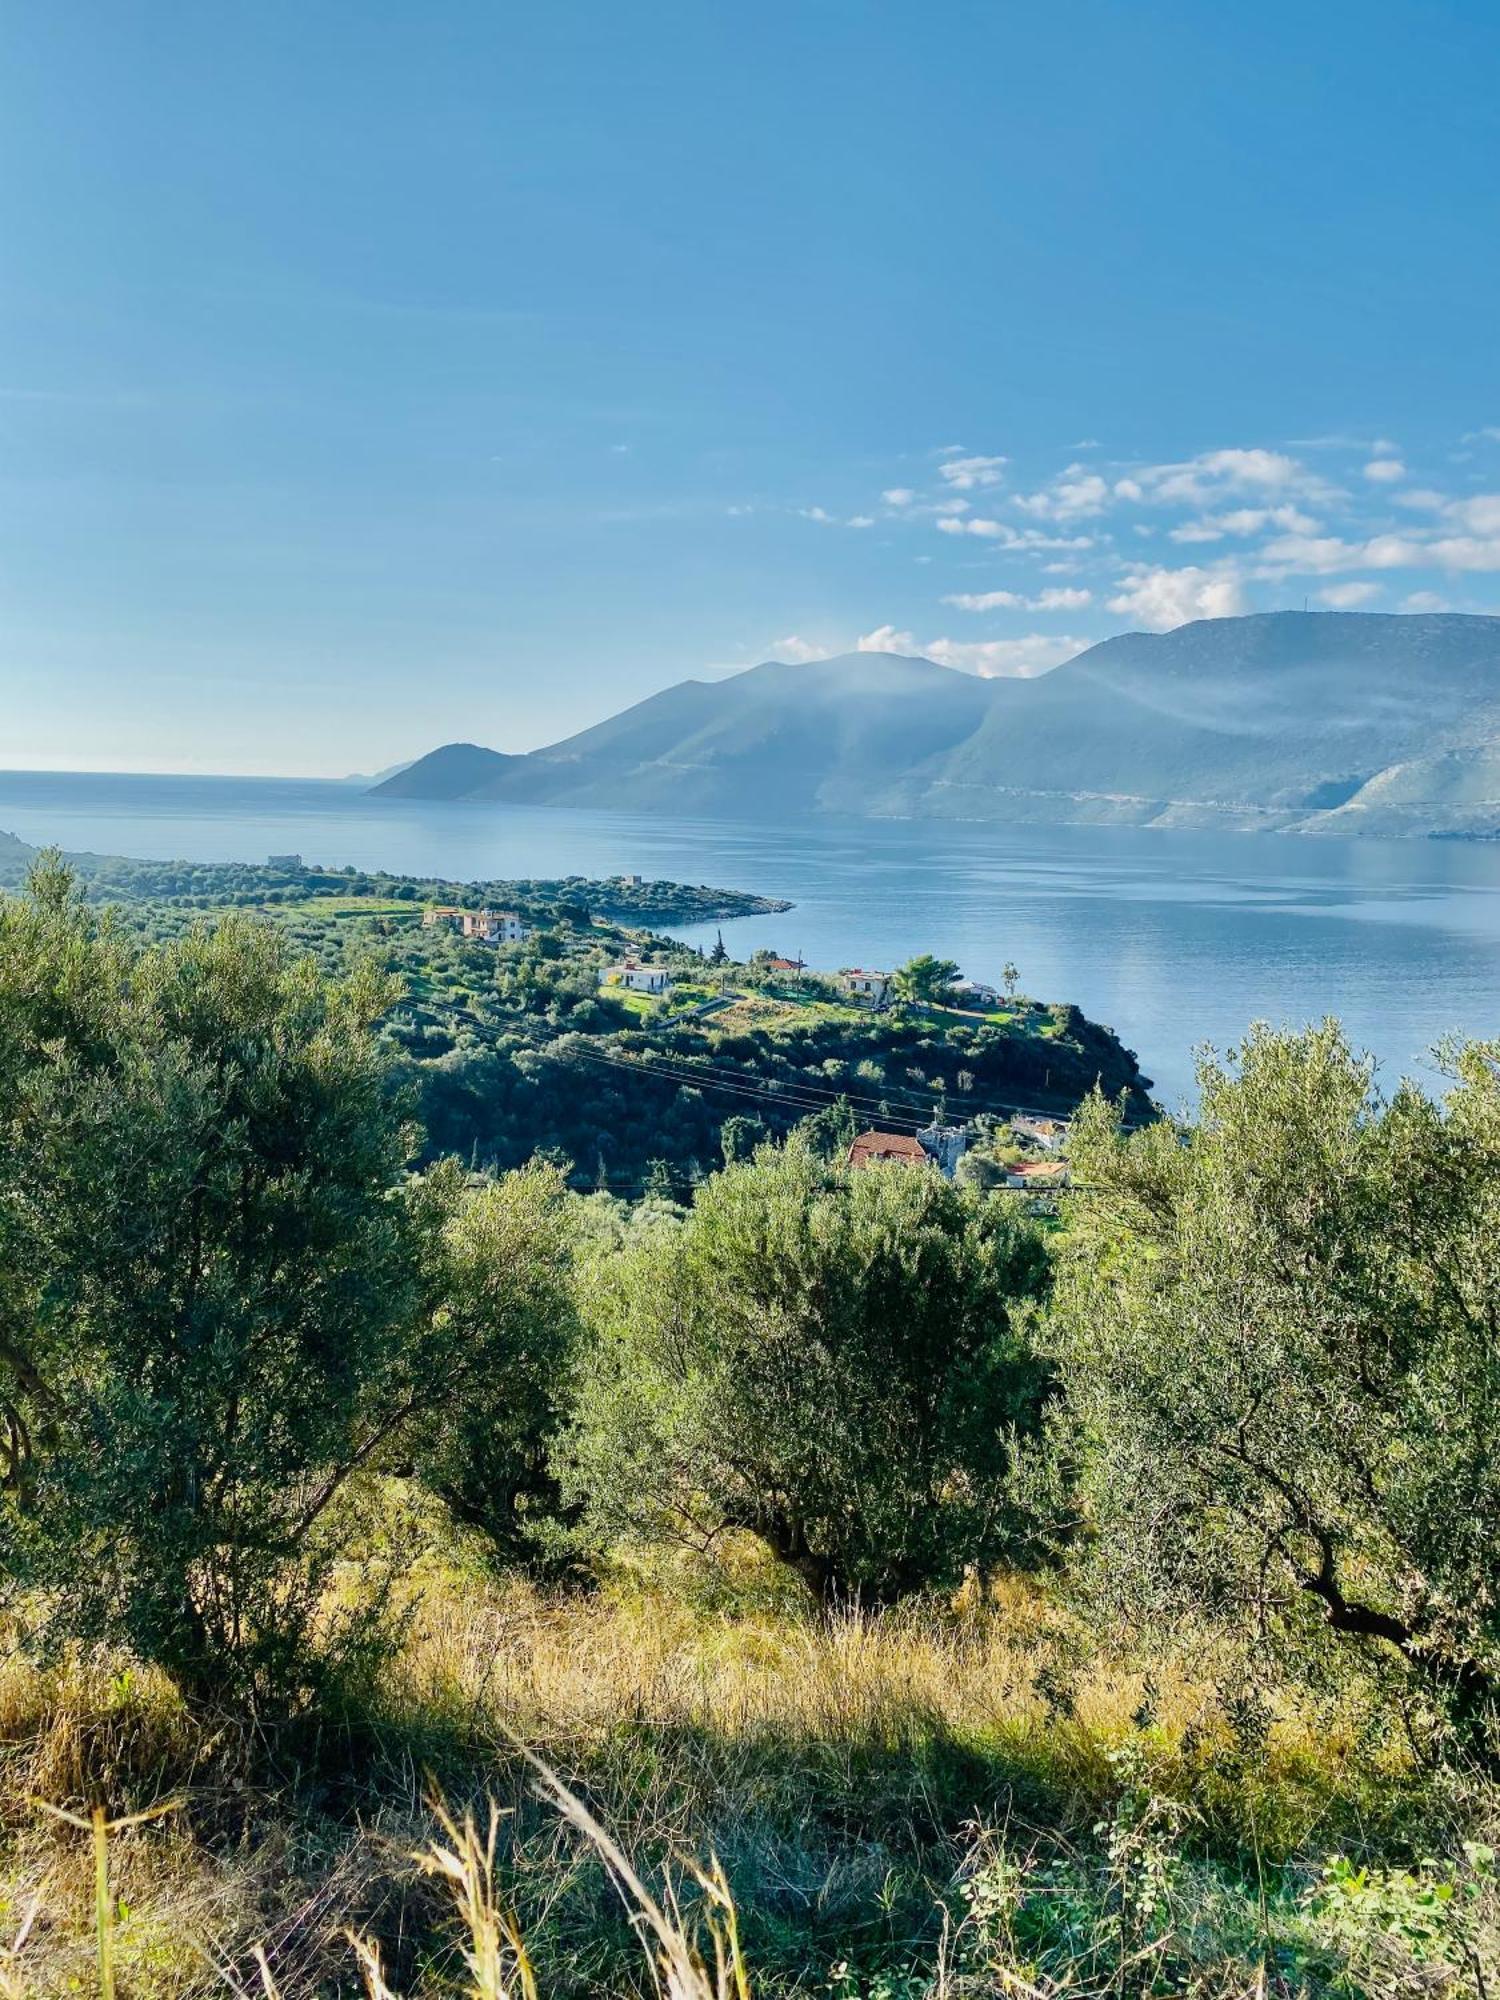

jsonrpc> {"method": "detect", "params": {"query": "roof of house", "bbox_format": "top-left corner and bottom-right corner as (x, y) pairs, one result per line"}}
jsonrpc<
(848, 1130), (930, 1169)
(840, 967), (891, 980)
(1010, 1160), (1070, 1181)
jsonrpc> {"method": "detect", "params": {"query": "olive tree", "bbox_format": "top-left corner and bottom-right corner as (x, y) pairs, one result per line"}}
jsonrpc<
(563, 1139), (1051, 1601)
(403, 1157), (580, 1563)
(1051, 1021), (1500, 1740)
(0, 861), (576, 1709)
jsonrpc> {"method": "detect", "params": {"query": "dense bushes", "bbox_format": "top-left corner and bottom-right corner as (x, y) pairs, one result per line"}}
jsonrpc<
(1052, 1020), (1500, 1744)
(563, 1138), (1052, 1600)
(0, 862), (578, 1709)
(403, 1158), (580, 1561)
(2, 853), (1499, 1778)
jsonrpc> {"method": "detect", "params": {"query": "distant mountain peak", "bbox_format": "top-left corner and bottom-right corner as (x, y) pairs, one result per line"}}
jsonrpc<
(373, 611), (1500, 838)
(370, 741), (518, 798)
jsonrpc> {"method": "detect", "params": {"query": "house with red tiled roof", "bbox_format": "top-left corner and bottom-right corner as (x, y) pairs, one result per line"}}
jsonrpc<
(847, 1130), (930, 1170)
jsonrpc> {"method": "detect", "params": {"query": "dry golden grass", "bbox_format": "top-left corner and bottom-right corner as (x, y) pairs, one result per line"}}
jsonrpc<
(0, 1554), (1481, 1997)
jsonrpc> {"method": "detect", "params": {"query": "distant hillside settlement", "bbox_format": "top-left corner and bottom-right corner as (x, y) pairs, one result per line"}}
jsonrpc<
(0, 835), (1148, 1191)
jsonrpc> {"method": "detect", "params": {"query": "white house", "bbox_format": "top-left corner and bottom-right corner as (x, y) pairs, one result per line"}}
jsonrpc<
(950, 977), (1000, 1008)
(599, 960), (674, 996)
(476, 910), (530, 944)
(838, 967), (891, 1005)
(423, 905), (532, 944)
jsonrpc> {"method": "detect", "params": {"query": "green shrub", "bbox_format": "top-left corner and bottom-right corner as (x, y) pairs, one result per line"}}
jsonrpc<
(402, 1158), (581, 1565)
(0, 859), (422, 1708)
(1052, 1021), (1500, 1747)
(562, 1138), (1052, 1601)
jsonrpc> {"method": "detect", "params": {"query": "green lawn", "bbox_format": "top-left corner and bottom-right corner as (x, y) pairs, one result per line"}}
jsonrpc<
(927, 1002), (1021, 1028)
(609, 988), (660, 1020)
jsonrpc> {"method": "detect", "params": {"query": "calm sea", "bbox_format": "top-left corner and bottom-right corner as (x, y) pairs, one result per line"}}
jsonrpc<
(2, 768), (1497, 1110)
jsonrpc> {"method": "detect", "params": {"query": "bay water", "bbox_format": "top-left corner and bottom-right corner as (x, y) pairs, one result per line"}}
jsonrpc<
(1, 768), (1497, 1108)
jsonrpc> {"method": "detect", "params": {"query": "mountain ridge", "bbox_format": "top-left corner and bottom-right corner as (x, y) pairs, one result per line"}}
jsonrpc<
(374, 613), (1500, 837)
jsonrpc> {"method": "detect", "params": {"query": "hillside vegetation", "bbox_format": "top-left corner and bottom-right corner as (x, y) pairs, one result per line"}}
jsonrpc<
(0, 855), (1495, 1995)
(0, 840), (1149, 1188)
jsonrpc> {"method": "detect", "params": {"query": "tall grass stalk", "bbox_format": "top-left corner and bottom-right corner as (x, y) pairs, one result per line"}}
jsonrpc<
(33, 1793), (183, 2000)
(237, 1760), (737, 2000)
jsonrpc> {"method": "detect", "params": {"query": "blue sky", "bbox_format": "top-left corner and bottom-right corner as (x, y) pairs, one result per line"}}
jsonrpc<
(3, 0), (1499, 774)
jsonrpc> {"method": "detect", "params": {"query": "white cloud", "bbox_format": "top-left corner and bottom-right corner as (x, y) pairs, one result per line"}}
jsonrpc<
(1168, 504), (1320, 545)
(1461, 427), (1500, 445)
(1260, 516), (1500, 576)
(1402, 591), (1449, 611)
(1106, 565), (1249, 630)
(1258, 533), (1420, 576)
(767, 635), (834, 663)
(1425, 535), (1500, 571)
(1014, 466), (1112, 521)
(942, 590), (1023, 611)
(1318, 581), (1382, 608)
(1286, 433), (1381, 451)
(1448, 493), (1500, 534)
(1363, 457), (1406, 483)
(857, 625), (918, 654)
(938, 454), (1008, 490)
(855, 625), (1088, 678)
(882, 487), (915, 506)
(924, 633), (1090, 678)
(797, 505), (877, 530)
(1394, 488), (1449, 511)
(1132, 446), (1336, 508)
(936, 516), (1094, 549)
(942, 586), (1093, 612)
